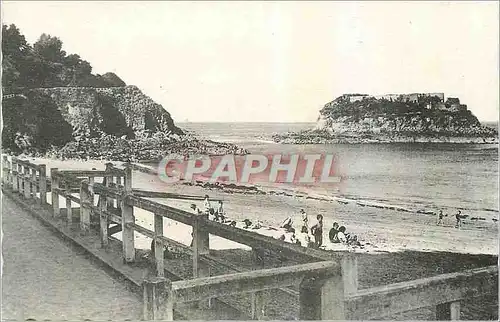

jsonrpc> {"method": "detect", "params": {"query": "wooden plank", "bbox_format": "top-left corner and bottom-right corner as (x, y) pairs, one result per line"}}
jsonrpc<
(450, 301), (461, 321)
(99, 188), (109, 247)
(89, 182), (122, 199)
(171, 261), (339, 303)
(127, 222), (154, 238)
(133, 189), (221, 201)
(39, 165), (47, 205)
(15, 159), (42, 170)
(107, 212), (122, 225)
(50, 168), (60, 217)
(79, 181), (91, 232)
(345, 265), (498, 320)
(66, 196), (73, 225)
(108, 224), (122, 236)
(126, 195), (194, 226)
(23, 166), (31, 199)
(121, 196), (136, 263)
(154, 213), (165, 277)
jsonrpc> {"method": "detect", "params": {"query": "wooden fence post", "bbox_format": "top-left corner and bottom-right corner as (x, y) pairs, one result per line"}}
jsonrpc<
(19, 164), (25, 195)
(51, 168), (60, 217)
(2, 155), (8, 185)
(251, 248), (266, 319)
(105, 162), (113, 210)
(80, 180), (91, 233)
(66, 194), (73, 225)
(121, 163), (135, 263)
(88, 177), (95, 226)
(251, 291), (265, 320)
(39, 165), (47, 205)
(154, 212), (165, 277)
(192, 211), (211, 308)
(12, 158), (18, 192)
(436, 301), (461, 320)
(341, 252), (358, 295)
(142, 277), (173, 321)
(31, 167), (37, 200)
(23, 165), (31, 199)
(99, 190), (109, 247)
(299, 272), (346, 320)
(115, 175), (122, 211)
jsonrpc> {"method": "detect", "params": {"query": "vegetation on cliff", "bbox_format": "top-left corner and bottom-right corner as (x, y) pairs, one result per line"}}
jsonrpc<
(274, 94), (498, 144)
(2, 24), (125, 89)
(2, 24), (246, 159)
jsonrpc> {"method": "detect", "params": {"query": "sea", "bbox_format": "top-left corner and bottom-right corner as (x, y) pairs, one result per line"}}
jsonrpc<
(177, 122), (499, 220)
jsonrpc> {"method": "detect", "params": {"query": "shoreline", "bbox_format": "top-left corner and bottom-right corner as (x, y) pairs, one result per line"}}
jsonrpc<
(273, 133), (499, 145)
(130, 162), (499, 220)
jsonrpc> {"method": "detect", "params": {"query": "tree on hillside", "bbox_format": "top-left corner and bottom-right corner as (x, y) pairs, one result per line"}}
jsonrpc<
(2, 24), (30, 87)
(2, 24), (126, 89)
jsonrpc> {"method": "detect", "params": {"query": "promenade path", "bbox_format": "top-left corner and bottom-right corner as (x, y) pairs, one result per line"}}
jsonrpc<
(1, 194), (142, 321)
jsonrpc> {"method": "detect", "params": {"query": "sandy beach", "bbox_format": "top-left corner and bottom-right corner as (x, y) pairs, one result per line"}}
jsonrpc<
(28, 157), (498, 255)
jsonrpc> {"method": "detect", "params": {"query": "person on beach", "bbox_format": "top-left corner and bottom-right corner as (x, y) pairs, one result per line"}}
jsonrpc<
(329, 222), (340, 243)
(337, 226), (348, 244)
(215, 200), (225, 222)
(310, 214), (324, 248)
(300, 209), (308, 229)
(243, 219), (253, 229)
(437, 210), (444, 226)
(203, 195), (211, 215)
(280, 216), (293, 231)
(298, 225), (312, 247)
(455, 210), (462, 229)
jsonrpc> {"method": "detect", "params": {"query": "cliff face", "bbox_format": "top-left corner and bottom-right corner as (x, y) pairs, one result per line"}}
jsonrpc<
(274, 94), (498, 144)
(2, 85), (182, 153)
(32, 85), (183, 137)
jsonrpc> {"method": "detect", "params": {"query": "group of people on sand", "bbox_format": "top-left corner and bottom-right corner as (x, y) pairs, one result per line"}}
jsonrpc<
(278, 209), (361, 248)
(185, 197), (361, 251)
(437, 209), (465, 229)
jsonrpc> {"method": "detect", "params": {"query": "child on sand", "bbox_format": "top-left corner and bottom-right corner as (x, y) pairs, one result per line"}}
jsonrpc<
(437, 210), (444, 226)
(337, 226), (348, 244)
(300, 209), (308, 229)
(329, 222), (340, 243)
(280, 217), (293, 231)
(203, 195), (211, 215)
(298, 225), (312, 247)
(455, 210), (462, 229)
(215, 200), (225, 222)
(310, 214), (324, 248)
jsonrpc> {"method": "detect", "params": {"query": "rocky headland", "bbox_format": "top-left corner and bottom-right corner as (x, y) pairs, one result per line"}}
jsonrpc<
(2, 24), (246, 161)
(274, 93), (498, 144)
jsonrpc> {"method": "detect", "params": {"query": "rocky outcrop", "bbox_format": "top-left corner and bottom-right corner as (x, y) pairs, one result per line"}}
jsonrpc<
(3, 85), (247, 160)
(274, 94), (498, 144)
(29, 85), (183, 137)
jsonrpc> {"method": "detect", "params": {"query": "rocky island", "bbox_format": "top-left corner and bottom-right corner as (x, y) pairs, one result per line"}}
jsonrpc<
(2, 24), (246, 161)
(274, 93), (498, 144)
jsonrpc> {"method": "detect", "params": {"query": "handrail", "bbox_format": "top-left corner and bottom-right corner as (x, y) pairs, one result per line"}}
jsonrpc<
(345, 265), (498, 320)
(170, 260), (340, 303)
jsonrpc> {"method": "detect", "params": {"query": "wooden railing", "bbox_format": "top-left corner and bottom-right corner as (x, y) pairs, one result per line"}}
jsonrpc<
(3, 155), (47, 205)
(344, 265), (498, 320)
(1, 155), (497, 321)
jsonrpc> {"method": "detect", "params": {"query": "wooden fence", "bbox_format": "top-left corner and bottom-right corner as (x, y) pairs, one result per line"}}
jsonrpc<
(1, 155), (497, 321)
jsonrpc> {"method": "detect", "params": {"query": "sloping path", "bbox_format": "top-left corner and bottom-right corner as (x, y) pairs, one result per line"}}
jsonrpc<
(1, 194), (142, 320)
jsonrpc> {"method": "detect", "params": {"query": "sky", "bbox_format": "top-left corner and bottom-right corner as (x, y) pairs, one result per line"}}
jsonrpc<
(2, 1), (499, 122)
